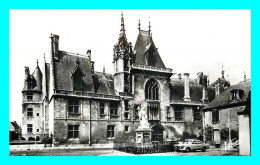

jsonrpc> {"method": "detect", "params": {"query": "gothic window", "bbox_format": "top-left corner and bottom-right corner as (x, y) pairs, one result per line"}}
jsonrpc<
(147, 103), (160, 120)
(110, 102), (118, 119)
(212, 109), (220, 124)
(27, 108), (33, 117)
(107, 125), (115, 138)
(174, 106), (184, 121)
(27, 124), (33, 133)
(145, 79), (159, 100)
(68, 125), (79, 139)
(68, 99), (80, 114)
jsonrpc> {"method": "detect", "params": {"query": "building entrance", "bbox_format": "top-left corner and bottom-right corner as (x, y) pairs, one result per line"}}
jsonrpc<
(151, 124), (164, 144)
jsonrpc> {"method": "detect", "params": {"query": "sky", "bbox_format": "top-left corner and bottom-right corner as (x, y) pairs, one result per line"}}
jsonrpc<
(9, 10), (251, 125)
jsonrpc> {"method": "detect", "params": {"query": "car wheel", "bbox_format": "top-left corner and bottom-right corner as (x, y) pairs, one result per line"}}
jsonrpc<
(186, 148), (190, 152)
(202, 147), (206, 152)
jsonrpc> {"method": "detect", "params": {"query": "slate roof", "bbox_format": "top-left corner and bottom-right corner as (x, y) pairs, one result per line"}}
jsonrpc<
(170, 78), (216, 102)
(32, 65), (42, 91)
(23, 65), (42, 91)
(53, 51), (94, 93)
(204, 80), (251, 110)
(133, 30), (166, 68)
(93, 72), (115, 95)
(10, 121), (20, 131)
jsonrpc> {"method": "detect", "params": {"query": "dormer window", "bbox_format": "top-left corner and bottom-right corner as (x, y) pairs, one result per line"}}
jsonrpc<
(230, 89), (244, 102)
(71, 58), (85, 91)
(27, 78), (36, 90)
(145, 43), (156, 66)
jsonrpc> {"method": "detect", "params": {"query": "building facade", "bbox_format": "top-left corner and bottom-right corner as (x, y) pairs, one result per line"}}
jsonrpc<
(22, 13), (218, 144)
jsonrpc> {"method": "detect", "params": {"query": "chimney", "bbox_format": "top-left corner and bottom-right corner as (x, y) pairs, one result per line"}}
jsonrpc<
(183, 73), (191, 101)
(215, 79), (221, 97)
(202, 75), (208, 102)
(25, 66), (30, 80)
(50, 34), (59, 60)
(87, 50), (91, 61)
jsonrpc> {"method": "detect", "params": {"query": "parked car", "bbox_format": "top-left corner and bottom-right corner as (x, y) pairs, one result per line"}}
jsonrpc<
(176, 139), (209, 152)
(162, 141), (179, 152)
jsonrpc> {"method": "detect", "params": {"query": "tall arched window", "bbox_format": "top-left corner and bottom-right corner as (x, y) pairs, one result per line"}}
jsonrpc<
(145, 79), (159, 100)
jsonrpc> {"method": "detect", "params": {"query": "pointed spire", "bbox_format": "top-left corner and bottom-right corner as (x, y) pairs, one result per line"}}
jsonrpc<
(120, 11), (126, 38)
(36, 59), (39, 67)
(148, 19), (151, 35)
(221, 65), (225, 79)
(117, 12), (127, 46)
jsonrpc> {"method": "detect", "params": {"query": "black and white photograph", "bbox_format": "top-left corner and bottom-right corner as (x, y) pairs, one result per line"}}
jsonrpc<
(9, 10), (251, 156)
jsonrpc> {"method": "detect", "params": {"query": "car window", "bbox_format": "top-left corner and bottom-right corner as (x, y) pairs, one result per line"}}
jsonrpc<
(197, 141), (202, 144)
(192, 141), (197, 144)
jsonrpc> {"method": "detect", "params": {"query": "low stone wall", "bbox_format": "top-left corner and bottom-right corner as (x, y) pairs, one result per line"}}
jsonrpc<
(10, 144), (45, 150)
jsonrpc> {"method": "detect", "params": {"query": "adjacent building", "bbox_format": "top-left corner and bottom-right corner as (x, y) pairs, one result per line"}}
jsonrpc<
(203, 77), (251, 151)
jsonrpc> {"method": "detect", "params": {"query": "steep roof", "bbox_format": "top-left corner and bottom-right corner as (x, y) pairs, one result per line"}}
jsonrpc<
(133, 30), (166, 68)
(32, 65), (42, 91)
(53, 51), (94, 92)
(204, 80), (251, 110)
(93, 72), (115, 95)
(170, 78), (215, 102)
(23, 64), (42, 92)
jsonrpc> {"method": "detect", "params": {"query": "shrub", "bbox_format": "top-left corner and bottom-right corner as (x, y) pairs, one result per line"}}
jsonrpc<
(28, 137), (36, 141)
(42, 135), (52, 144)
(80, 139), (89, 144)
(55, 138), (68, 144)
(205, 125), (213, 142)
(231, 130), (239, 140)
(221, 128), (229, 141)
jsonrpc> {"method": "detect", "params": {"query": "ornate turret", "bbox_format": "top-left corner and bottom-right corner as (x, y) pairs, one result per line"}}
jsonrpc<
(113, 12), (133, 94)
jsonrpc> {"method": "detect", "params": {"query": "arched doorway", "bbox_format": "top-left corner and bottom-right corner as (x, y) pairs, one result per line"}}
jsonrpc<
(151, 124), (164, 144)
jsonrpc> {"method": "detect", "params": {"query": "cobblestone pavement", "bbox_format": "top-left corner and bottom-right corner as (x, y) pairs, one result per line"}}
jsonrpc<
(10, 149), (239, 156)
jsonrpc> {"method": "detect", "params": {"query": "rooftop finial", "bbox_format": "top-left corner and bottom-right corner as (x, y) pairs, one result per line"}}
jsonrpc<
(221, 65), (225, 79)
(244, 71), (246, 82)
(148, 18), (151, 35)
(36, 59), (39, 66)
(138, 19), (141, 31)
(103, 64), (105, 73)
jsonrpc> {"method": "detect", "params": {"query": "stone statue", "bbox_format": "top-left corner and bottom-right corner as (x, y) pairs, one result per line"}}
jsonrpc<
(139, 107), (149, 128)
